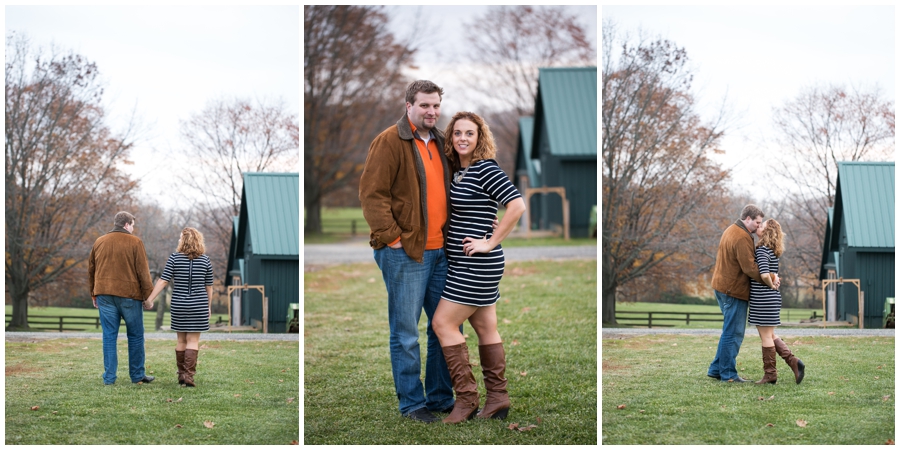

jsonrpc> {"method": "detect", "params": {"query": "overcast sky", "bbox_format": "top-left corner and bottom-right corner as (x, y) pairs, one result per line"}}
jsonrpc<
(602, 5), (895, 197)
(5, 5), (300, 209)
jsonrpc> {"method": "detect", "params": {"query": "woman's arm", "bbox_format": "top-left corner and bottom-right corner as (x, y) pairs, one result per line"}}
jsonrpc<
(206, 286), (213, 317)
(143, 278), (169, 309)
(463, 198), (526, 256)
(759, 273), (778, 290)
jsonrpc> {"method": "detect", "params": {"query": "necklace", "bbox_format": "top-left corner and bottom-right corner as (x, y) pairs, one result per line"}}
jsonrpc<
(454, 165), (469, 184)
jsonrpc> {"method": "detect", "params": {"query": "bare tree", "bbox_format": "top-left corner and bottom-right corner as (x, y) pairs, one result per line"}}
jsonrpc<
(768, 83), (894, 283)
(304, 5), (415, 234)
(5, 33), (139, 330)
(601, 22), (732, 325)
(461, 6), (595, 175)
(178, 96), (298, 281)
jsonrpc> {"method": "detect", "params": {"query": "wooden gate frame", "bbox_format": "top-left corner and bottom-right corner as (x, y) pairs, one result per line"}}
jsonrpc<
(821, 278), (863, 329)
(523, 187), (569, 240)
(226, 285), (268, 334)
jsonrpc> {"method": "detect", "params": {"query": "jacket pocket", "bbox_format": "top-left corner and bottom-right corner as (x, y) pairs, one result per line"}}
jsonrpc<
(393, 200), (414, 231)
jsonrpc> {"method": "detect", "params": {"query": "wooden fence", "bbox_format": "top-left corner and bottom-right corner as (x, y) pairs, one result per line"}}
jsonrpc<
(318, 219), (362, 236)
(615, 311), (723, 328)
(5, 314), (100, 332)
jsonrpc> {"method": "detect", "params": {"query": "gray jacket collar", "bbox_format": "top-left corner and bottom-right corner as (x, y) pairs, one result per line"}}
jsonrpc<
(110, 225), (131, 235)
(734, 220), (752, 237)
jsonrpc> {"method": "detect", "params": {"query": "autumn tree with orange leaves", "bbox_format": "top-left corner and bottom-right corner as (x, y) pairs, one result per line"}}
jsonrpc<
(304, 5), (415, 234)
(601, 22), (733, 325)
(5, 33), (139, 330)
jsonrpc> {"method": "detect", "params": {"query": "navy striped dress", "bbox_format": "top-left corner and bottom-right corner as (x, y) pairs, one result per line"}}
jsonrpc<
(748, 246), (781, 326)
(161, 253), (214, 332)
(441, 159), (522, 307)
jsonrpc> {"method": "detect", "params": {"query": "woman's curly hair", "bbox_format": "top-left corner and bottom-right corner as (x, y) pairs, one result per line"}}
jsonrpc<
(442, 111), (497, 173)
(757, 219), (784, 257)
(177, 227), (206, 260)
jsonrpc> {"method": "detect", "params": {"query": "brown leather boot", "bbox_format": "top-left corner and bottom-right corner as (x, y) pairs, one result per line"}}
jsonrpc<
(755, 346), (777, 385)
(774, 337), (805, 384)
(183, 349), (198, 387)
(441, 343), (479, 424)
(176, 350), (186, 385)
(476, 342), (510, 419)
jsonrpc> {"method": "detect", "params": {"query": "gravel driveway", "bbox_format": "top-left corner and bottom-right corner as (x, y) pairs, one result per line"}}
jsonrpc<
(304, 238), (597, 266)
(602, 327), (894, 338)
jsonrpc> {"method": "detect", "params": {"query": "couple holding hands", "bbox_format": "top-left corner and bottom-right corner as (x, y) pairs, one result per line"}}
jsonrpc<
(89, 212), (214, 387)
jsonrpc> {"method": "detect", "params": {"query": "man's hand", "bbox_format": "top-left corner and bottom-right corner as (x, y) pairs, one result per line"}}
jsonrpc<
(389, 241), (403, 249)
(773, 274), (782, 291)
(143, 300), (154, 311)
(92, 296), (98, 309)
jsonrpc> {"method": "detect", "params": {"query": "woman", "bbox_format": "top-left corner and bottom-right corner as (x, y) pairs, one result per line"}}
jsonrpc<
(432, 111), (526, 424)
(145, 227), (214, 387)
(748, 219), (805, 385)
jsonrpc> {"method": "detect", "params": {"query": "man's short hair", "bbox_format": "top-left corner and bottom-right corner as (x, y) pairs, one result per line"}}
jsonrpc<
(740, 204), (764, 220)
(405, 80), (444, 105)
(114, 211), (135, 228)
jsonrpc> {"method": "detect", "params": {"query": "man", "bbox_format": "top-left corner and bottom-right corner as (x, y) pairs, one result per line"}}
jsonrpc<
(359, 80), (456, 422)
(88, 211), (155, 385)
(707, 204), (779, 383)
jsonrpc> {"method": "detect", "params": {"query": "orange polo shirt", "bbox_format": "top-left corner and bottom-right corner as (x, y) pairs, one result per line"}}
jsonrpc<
(389, 120), (446, 250)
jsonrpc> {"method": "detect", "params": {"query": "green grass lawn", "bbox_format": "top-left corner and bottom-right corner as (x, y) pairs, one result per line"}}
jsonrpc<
(602, 334), (894, 444)
(6, 338), (299, 444)
(304, 259), (597, 444)
(5, 305), (230, 333)
(613, 302), (823, 329)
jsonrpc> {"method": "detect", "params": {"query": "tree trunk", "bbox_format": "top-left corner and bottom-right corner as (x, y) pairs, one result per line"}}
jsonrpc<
(305, 195), (323, 235)
(6, 287), (32, 331)
(154, 285), (168, 331)
(601, 268), (618, 326)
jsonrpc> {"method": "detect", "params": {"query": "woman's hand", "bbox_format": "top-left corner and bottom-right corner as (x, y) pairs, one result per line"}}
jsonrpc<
(143, 300), (154, 310)
(462, 235), (492, 256)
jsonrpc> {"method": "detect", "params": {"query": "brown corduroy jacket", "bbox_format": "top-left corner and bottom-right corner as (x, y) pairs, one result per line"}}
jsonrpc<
(88, 228), (154, 301)
(358, 114), (450, 263)
(711, 221), (764, 301)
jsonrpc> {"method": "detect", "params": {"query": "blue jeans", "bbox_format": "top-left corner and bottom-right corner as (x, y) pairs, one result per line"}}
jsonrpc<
(708, 290), (748, 381)
(97, 295), (146, 384)
(374, 247), (456, 415)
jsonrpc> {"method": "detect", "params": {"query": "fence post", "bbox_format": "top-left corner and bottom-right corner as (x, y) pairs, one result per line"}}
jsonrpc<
(859, 291), (865, 330)
(59, 317), (64, 332)
(351, 220), (357, 236)
(648, 312), (652, 328)
(686, 313), (690, 325)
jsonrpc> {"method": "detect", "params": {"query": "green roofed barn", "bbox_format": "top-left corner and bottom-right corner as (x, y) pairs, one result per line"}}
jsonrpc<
(819, 161), (894, 328)
(227, 172), (299, 333)
(521, 66), (597, 237)
(514, 116), (542, 226)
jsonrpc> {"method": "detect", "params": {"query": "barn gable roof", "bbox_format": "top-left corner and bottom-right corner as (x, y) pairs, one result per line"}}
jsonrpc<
(532, 66), (597, 159)
(236, 172), (300, 258)
(830, 161), (894, 250)
(515, 116), (541, 188)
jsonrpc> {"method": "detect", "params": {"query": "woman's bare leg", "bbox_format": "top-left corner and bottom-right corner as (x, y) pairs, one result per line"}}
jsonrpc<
(433, 299), (477, 347)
